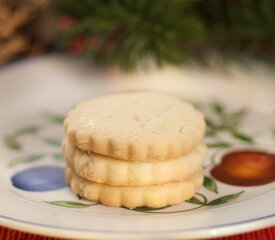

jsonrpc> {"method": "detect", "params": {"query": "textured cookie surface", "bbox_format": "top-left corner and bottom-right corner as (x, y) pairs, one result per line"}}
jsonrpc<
(64, 92), (205, 161)
(65, 166), (203, 209)
(63, 138), (206, 186)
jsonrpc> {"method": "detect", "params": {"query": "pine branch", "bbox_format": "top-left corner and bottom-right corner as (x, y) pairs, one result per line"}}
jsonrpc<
(54, 0), (204, 70)
(53, 0), (275, 70)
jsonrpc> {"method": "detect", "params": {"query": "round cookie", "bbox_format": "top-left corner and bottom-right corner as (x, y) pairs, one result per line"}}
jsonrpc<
(64, 92), (205, 161)
(63, 138), (206, 186)
(65, 166), (203, 209)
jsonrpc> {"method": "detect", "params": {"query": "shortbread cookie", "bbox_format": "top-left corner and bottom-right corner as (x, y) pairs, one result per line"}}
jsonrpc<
(64, 92), (205, 161)
(65, 166), (203, 209)
(63, 138), (206, 186)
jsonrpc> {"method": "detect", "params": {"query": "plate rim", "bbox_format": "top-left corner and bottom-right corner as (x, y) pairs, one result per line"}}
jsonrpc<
(0, 213), (274, 239)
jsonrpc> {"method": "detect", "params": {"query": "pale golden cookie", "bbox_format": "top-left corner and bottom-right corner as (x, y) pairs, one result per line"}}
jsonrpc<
(65, 166), (204, 209)
(64, 92), (205, 161)
(63, 138), (206, 186)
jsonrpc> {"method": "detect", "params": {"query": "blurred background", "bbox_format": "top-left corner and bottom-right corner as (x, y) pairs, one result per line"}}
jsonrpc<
(1, 0), (275, 70)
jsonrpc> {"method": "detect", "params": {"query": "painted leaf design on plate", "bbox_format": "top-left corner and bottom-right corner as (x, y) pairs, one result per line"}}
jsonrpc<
(44, 138), (61, 147)
(232, 132), (253, 143)
(205, 191), (244, 206)
(45, 112), (64, 124)
(9, 154), (43, 167)
(205, 117), (216, 128)
(4, 135), (21, 150)
(45, 201), (93, 208)
(211, 102), (224, 114)
(4, 126), (40, 151)
(203, 176), (218, 193)
(186, 192), (207, 205)
(15, 126), (40, 136)
(130, 206), (171, 212)
(207, 142), (231, 148)
(185, 196), (204, 205)
(228, 109), (246, 121)
(52, 153), (64, 162)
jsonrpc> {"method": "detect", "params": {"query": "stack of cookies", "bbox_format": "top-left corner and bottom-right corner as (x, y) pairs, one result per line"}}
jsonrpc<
(63, 92), (206, 209)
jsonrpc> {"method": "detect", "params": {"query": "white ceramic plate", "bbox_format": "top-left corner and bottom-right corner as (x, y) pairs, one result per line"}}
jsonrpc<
(0, 55), (274, 239)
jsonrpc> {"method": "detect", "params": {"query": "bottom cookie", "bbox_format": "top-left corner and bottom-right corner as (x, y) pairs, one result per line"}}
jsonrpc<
(65, 166), (203, 209)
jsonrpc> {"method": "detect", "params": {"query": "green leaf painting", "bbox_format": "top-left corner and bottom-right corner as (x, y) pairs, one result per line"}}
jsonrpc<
(205, 191), (244, 206)
(44, 138), (61, 147)
(45, 201), (95, 208)
(203, 176), (218, 193)
(211, 102), (224, 114)
(4, 125), (40, 151)
(207, 142), (231, 148)
(4, 135), (21, 150)
(186, 196), (205, 205)
(15, 126), (40, 136)
(232, 132), (254, 143)
(228, 109), (246, 121)
(9, 154), (43, 167)
(52, 153), (64, 162)
(126, 190), (244, 214)
(204, 103), (249, 141)
(45, 112), (65, 124)
(205, 117), (216, 128)
(130, 206), (171, 212)
(186, 192), (207, 205)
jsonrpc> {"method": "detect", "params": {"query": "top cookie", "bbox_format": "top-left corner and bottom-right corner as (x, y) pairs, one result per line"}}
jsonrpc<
(64, 92), (205, 161)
